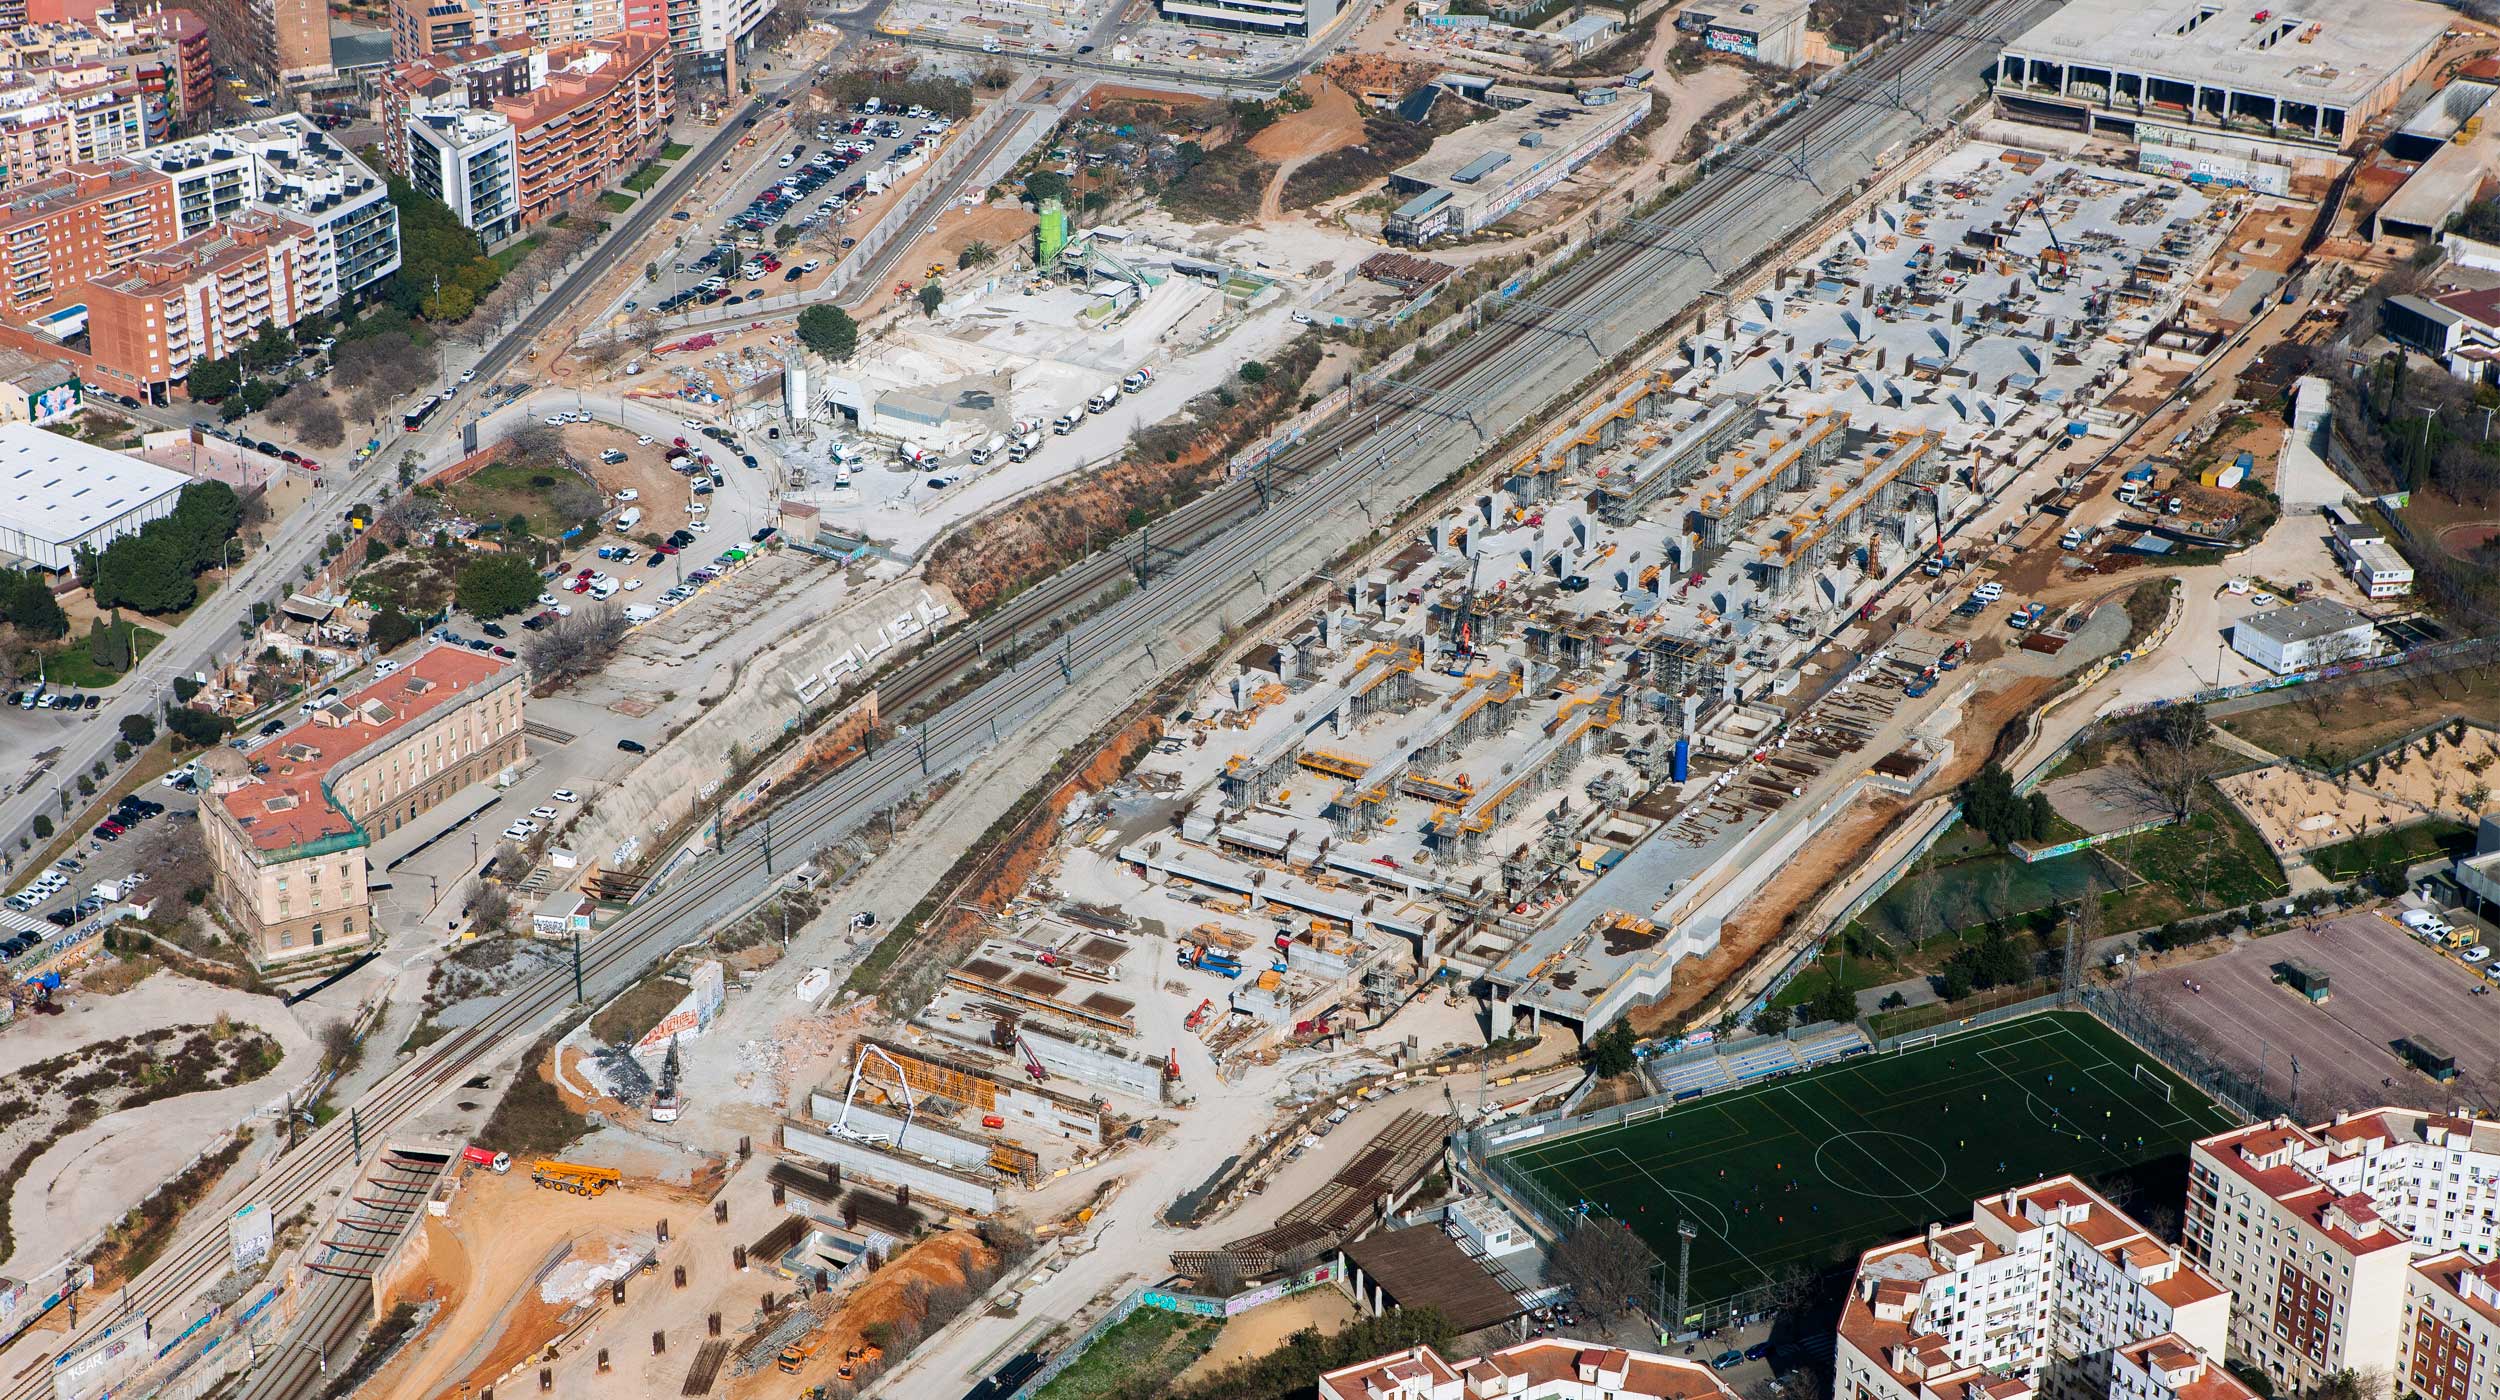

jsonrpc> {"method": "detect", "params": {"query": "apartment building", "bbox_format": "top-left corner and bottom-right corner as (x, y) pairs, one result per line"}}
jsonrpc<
(200, 645), (522, 963)
(0, 159), (174, 319)
(80, 208), (314, 399)
(381, 29), (667, 233)
(386, 0), (657, 62)
(186, 0), (328, 85)
(0, 62), (154, 191)
(132, 114), (399, 311)
(1837, 1178), (2229, 1400)
(1319, 1338), (1738, 1400)
(2107, 1338), (2263, 1400)
(661, 0), (763, 66)
(120, 10), (215, 123)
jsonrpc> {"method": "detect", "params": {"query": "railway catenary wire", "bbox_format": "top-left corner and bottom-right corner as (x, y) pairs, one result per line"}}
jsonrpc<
(45, 6), (2064, 1397)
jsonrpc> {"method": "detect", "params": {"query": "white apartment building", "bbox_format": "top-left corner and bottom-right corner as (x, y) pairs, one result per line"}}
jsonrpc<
(2184, 1111), (2500, 1395)
(2403, 1252), (2500, 1400)
(1319, 1338), (1737, 1400)
(1837, 1178), (2229, 1400)
(133, 113), (399, 309)
(663, 0), (767, 63)
(403, 105), (517, 242)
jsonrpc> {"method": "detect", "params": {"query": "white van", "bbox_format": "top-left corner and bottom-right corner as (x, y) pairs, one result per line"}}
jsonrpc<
(615, 507), (642, 532)
(969, 433), (1007, 466)
(1006, 431), (1042, 462)
(591, 578), (619, 600)
(624, 604), (660, 623)
(2403, 908), (2450, 937)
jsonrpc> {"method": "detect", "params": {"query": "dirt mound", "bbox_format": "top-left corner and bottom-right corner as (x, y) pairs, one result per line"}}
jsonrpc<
(734, 1231), (997, 1397)
(1247, 77), (1365, 163)
(1321, 52), (1439, 103)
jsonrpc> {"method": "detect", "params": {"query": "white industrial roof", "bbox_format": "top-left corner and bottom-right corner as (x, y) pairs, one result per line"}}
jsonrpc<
(2001, 0), (2449, 107)
(0, 424), (191, 547)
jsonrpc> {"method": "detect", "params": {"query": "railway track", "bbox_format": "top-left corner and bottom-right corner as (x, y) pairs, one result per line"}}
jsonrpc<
(49, 9), (2056, 1398)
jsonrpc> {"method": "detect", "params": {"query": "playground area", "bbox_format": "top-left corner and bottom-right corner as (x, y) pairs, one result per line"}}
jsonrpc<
(1489, 1012), (2238, 1318)
(2214, 763), (2435, 855)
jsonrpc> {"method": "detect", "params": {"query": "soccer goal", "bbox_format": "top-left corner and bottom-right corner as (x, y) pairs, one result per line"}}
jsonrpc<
(1896, 1033), (1940, 1055)
(2132, 1062), (2173, 1104)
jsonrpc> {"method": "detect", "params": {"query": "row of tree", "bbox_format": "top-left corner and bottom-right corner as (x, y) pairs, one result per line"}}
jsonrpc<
(1962, 763), (2054, 847)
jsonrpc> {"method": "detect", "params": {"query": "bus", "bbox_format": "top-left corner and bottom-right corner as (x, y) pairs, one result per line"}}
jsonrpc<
(2397, 1036), (2458, 1083)
(402, 394), (443, 431)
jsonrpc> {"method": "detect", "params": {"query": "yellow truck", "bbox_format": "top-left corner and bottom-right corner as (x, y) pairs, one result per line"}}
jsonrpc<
(529, 1160), (622, 1197)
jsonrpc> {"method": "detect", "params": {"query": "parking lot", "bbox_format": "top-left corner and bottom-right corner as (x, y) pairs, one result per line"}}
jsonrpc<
(643, 99), (960, 317)
(2131, 911), (2500, 1113)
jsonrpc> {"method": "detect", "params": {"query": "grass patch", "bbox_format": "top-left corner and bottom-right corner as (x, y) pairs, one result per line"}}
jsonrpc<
(622, 161), (667, 193)
(478, 1013), (592, 1158)
(489, 234), (544, 275)
(1034, 1306), (1219, 1400)
(2218, 660), (2500, 768)
(660, 142), (690, 159)
(1158, 144), (1273, 223)
(598, 191), (636, 213)
(2096, 792), (2288, 930)
(438, 459), (597, 534)
(589, 965), (685, 1045)
(42, 619), (164, 689)
(2307, 818), (2473, 881)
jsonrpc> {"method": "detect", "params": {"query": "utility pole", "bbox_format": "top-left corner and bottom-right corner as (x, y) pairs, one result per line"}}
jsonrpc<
(1674, 1220), (1697, 1339)
(571, 929), (585, 1004)
(349, 1106), (363, 1164)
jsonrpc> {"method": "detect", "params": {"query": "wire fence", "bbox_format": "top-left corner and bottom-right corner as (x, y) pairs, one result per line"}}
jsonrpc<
(2082, 983), (2285, 1122)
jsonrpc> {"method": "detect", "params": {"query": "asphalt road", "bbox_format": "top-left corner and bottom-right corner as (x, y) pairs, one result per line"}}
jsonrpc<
(0, 83), (805, 894)
(22, 3), (2054, 1395)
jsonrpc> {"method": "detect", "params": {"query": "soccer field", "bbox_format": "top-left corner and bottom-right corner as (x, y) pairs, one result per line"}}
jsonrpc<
(1491, 1012), (2240, 1317)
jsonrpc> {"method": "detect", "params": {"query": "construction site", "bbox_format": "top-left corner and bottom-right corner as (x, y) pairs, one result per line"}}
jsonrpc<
(1089, 142), (2259, 1037)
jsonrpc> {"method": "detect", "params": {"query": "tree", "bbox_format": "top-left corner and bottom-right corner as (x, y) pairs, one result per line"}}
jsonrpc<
(91, 533), (195, 614)
(1548, 1218), (1651, 1319)
(797, 304), (859, 361)
(243, 321), (295, 371)
(918, 282), (943, 316)
(30, 816), (50, 840)
(1023, 169), (1069, 205)
(369, 606), (419, 653)
(1582, 1020), (1637, 1079)
(120, 713), (156, 747)
(186, 355), (241, 402)
(456, 553), (542, 619)
(0, 569), (65, 639)
(1810, 978), (1859, 1026)
(1751, 1003), (1792, 1035)
(774, 225), (799, 250)
(2130, 703), (2222, 823)
(1239, 360), (1269, 384)
(958, 240), (996, 269)
(164, 706), (230, 748)
(522, 608), (630, 687)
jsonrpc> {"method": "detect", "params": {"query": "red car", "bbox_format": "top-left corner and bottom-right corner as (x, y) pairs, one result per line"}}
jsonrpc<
(567, 578), (591, 593)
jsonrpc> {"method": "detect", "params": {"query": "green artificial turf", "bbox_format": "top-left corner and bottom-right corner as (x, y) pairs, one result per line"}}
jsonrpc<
(1493, 1011), (2238, 1319)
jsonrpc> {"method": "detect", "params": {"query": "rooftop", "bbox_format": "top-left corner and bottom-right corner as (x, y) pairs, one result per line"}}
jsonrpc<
(1340, 1225), (1528, 1333)
(1999, 0), (2449, 106)
(1392, 83), (1651, 204)
(2235, 596), (2373, 645)
(220, 644), (511, 852)
(0, 423), (188, 547)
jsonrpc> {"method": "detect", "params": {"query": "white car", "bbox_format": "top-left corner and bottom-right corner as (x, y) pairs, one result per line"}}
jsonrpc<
(687, 501), (707, 515)
(537, 592), (557, 606)
(624, 578), (644, 591)
(2250, 592), (2276, 607)
(459, 369), (476, 383)
(554, 603), (573, 616)
(529, 805), (559, 820)
(551, 789), (579, 802)
(2469, 946), (2494, 964)
(617, 489), (639, 502)
(1973, 582), (2004, 601)
(682, 417), (703, 429)
(545, 415), (567, 426)
(637, 435), (656, 446)
(688, 520), (711, 533)
(502, 821), (539, 840)
(375, 659), (402, 675)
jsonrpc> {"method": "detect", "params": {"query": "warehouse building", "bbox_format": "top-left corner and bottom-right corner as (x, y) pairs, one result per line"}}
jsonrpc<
(1156, 0), (1336, 36)
(1994, 0), (2449, 189)
(1385, 84), (1652, 242)
(1677, 0), (1808, 68)
(2228, 597), (2380, 674)
(0, 423), (188, 571)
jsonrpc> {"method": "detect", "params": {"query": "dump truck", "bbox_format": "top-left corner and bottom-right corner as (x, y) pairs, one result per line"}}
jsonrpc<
(1174, 942), (1242, 977)
(530, 1160), (622, 1196)
(460, 1146), (513, 1174)
(778, 1334), (822, 1375)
